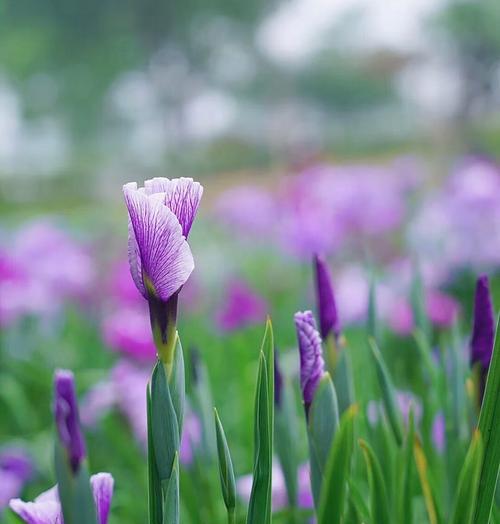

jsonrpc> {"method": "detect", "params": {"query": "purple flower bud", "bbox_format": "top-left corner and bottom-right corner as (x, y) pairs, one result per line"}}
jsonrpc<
(274, 351), (283, 408)
(91, 473), (114, 524)
(294, 311), (325, 409)
(123, 178), (202, 302)
(313, 254), (340, 340)
(470, 275), (495, 369)
(54, 370), (86, 473)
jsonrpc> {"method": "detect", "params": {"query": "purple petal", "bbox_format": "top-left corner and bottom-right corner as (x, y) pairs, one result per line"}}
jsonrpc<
(314, 254), (340, 340)
(124, 184), (195, 302)
(144, 177), (203, 238)
(432, 412), (446, 454)
(294, 311), (325, 408)
(90, 473), (114, 524)
(0, 447), (33, 482)
(470, 275), (495, 368)
(9, 487), (62, 524)
(54, 370), (86, 472)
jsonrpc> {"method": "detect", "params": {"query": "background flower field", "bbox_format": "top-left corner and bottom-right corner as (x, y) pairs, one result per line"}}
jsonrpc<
(1, 1), (500, 523)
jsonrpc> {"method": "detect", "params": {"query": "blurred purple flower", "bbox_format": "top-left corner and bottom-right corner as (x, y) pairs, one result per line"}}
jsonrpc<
(470, 275), (495, 369)
(294, 311), (325, 410)
(237, 462), (313, 511)
(179, 411), (202, 466)
(215, 279), (267, 332)
(103, 306), (157, 361)
(367, 391), (422, 427)
(0, 448), (33, 509)
(274, 351), (283, 408)
(9, 473), (114, 524)
(109, 260), (144, 306)
(432, 412), (446, 454)
(123, 178), (202, 302)
(54, 370), (86, 473)
(215, 186), (277, 236)
(313, 254), (340, 341)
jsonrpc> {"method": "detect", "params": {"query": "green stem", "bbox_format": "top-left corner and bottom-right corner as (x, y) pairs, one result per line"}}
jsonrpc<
(227, 508), (236, 524)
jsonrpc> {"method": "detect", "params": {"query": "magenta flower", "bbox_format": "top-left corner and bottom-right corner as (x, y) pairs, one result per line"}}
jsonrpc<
(294, 311), (325, 410)
(313, 254), (340, 341)
(123, 177), (202, 365)
(470, 275), (495, 369)
(9, 472), (114, 524)
(54, 370), (86, 473)
(215, 279), (267, 332)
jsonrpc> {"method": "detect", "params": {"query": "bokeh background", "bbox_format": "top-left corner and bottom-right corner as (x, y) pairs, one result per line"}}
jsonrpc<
(1, 0), (500, 522)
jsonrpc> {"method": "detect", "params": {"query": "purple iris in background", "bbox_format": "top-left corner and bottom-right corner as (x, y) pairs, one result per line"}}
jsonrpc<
(313, 254), (340, 341)
(215, 279), (267, 332)
(0, 448), (33, 509)
(470, 275), (495, 369)
(294, 311), (325, 411)
(54, 370), (86, 473)
(123, 177), (203, 367)
(9, 472), (114, 524)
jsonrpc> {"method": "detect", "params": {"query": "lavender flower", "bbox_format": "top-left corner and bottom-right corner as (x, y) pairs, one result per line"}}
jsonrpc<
(123, 178), (202, 366)
(54, 370), (86, 473)
(0, 449), (32, 509)
(432, 412), (445, 454)
(9, 473), (114, 524)
(313, 254), (340, 341)
(294, 311), (325, 410)
(470, 275), (495, 369)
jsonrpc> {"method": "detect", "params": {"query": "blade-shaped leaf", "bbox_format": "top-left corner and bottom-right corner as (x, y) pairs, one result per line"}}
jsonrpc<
(368, 275), (379, 342)
(474, 316), (500, 524)
(369, 339), (404, 447)
(318, 404), (358, 524)
(214, 408), (237, 517)
(450, 430), (484, 524)
(359, 439), (392, 524)
(169, 336), (185, 437)
(307, 372), (339, 508)
(161, 453), (179, 524)
(414, 437), (440, 524)
(147, 383), (163, 524)
(397, 408), (415, 524)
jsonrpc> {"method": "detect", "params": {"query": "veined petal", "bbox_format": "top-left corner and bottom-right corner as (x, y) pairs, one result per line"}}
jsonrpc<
(10, 487), (62, 524)
(294, 311), (325, 406)
(144, 177), (203, 237)
(90, 473), (114, 524)
(123, 184), (194, 302)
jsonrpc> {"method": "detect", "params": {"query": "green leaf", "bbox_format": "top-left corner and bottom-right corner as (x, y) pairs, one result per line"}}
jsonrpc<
(413, 329), (438, 383)
(414, 437), (440, 524)
(474, 316), (500, 524)
(332, 349), (354, 415)
(161, 453), (180, 524)
(318, 404), (358, 524)
(169, 336), (185, 437)
(214, 408), (237, 515)
(397, 407), (415, 524)
(359, 439), (392, 524)
(54, 441), (97, 524)
(348, 480), (370, 523)
(450, 430), (484, 524)
(307, 372), (339, 508)
(369, 339), (404, 447)
(368, 275), (379, 342)
(151, 360), (180, 480)
(246, 344), (273, 524)
(147, 383), (163, 524)
(410, 266), (430, 338)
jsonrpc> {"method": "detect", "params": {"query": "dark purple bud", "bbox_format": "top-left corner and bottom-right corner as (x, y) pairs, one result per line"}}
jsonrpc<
(274, 351), (283, 408)
(470, 275), (495, 369)
(294, 311), (325, 411)
(54, 370), (86, 473)
(313, 254), (340, 341)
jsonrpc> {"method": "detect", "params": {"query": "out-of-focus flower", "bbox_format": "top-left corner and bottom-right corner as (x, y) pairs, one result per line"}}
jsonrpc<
(215, 279), (267, 332)
(123, 177), (202, 366)
(432, 412), (445, 454)
(426, 290), (460, 328)
(237, 463), (312, 511)
(179, 411), (202, 466)
(103, 306), (156, 361)
(313, 254), (340, 341)
(470, 275), (495, 369)
(54, 370), (86, 473)
(0, 448), (33, 509)
(367, 391), (422, 427)
(274, 351), (283, 408)
(294, 311), (325, 410)
(9, 473), (114, 524)
(215, 186), (277, 237)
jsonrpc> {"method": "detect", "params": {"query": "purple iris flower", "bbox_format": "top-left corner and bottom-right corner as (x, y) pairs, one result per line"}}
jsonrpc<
(294, 311), (325, 410)
(470, 275), (495, 369)
(0, 447), (33, 509)
(313, 254), (340, 341)
(9, 472), (114, 524)
(123, 178), (202, 365)
(54, 370), (86, 473)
